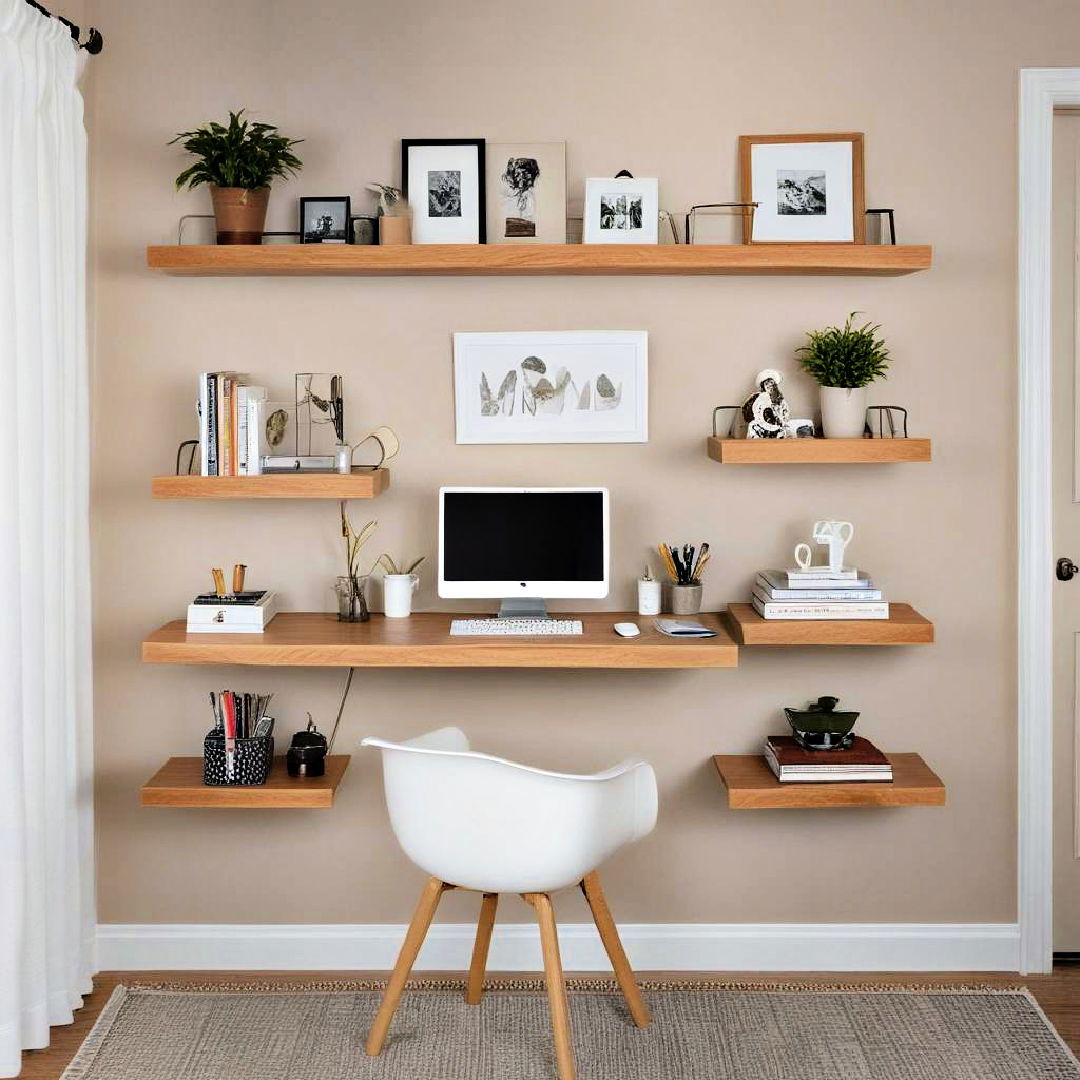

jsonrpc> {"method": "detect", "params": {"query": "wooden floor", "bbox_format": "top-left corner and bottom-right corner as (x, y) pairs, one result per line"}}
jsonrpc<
(20, 967), (1080, 1077)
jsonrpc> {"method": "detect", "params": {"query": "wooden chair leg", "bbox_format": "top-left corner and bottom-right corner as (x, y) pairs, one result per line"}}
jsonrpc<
(524, 892), (577, 1080)
(580, 870), (652, 1028)
(365, 876), (451, 1056)
(466, 892), (499, 1005)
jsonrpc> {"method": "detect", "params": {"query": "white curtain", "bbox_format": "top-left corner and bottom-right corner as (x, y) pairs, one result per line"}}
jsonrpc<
(0, 1), (95, 1075)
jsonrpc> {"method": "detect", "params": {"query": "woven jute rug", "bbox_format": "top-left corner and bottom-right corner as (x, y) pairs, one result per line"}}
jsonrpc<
(61, 978), (1080, 1079)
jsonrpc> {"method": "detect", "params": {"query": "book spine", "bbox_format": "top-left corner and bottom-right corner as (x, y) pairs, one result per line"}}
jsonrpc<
(198, 373), (209, 476)
(231, 380), (241, 476)
(756, 581), (882, 601)
(753, 598), (890, 619)
(205, 373), (218, 476)
(221, 375), (233, 477)
(236, 387), (249, 475)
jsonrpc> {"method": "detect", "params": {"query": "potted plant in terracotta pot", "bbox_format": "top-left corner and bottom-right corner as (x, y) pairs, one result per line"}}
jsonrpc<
(796, 312), (891, 438)
(170, 110), (303, 244)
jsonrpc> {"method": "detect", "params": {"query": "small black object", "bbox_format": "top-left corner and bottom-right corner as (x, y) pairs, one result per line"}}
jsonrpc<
(783, 696), (860, 751)
(287, 715), (328, 778)
(865, 208), (897, 244)
(1058, 558), (1079, 582)
(203, 731), (274, 786)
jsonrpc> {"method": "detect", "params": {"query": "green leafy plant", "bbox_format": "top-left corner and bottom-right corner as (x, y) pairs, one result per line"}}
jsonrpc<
(169, 110), (303, 191)
(796, 312), (891, 388)
(375, 553), (425, 575)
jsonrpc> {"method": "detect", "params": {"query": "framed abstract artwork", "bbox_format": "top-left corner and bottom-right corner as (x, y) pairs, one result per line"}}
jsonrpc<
(739, 132), (865, 243)
(401, 138), (486, 244)
(485, 141), (567, 244)
(453, 331), (648, 444)
(582, 176), (659, 244)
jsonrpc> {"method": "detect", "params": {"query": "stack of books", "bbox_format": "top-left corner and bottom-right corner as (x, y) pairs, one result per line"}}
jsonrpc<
(197, 372), (267, 477)
(752, 567), (889, 620)
(764, 735), (893, 784)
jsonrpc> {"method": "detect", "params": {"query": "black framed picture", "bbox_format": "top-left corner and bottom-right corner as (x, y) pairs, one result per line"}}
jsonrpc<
(401, 139), (486, 244)
(300, 196), (352, 244)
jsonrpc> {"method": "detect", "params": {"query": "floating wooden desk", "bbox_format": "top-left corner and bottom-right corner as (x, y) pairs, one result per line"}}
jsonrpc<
(151, 469), (389, 500)
(141, 612), (740, 669)
(712, 753), (945, 809)
(146, 244), (933, 277)
(723, 603), (934, 646)
(706, 437), (932, 465)
(140, 755), (350, 808)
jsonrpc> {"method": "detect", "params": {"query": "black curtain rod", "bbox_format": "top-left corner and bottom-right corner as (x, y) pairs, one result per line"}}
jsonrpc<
(23, 0), (102, 53)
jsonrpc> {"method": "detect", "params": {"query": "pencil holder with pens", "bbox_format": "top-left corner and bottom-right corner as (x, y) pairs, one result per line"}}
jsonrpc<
(202, 731), (275, 786)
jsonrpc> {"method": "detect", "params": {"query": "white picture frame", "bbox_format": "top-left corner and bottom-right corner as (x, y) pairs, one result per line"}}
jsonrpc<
(403, 139), (486, 244)
(453, 331), (648, 444)
(582, 177), (659, 244)
(485, 141), (567, 245)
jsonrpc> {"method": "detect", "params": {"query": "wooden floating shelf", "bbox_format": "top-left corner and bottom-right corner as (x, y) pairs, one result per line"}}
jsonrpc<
(140, 755), (350, 808)
(141, 611), (739, 669)
(146, 244), (933, 278)
(707, 437), (932, 465)
(712, 753), (945, 809)
(723, 603), (933, 646)
(151, 468), (390, 500)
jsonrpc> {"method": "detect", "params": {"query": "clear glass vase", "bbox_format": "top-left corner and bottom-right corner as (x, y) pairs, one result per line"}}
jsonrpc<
(335, 575), (370, 622)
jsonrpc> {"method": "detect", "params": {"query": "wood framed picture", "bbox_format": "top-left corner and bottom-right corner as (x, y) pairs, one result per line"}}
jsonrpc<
(401, 138), (486, 244)
(300, 196), (351, 244)
(739, 133), (865, 244)
(485, 141), (566, 244)
(582, 177), (659, 244)
(453, 330), (648, 444)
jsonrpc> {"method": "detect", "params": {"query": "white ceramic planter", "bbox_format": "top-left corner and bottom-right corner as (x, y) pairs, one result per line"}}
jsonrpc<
(819, 386), (869, 438)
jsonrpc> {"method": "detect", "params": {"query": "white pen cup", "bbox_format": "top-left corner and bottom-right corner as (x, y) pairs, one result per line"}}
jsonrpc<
(638, 578), (661, 616)
(383, 573), (419, 618)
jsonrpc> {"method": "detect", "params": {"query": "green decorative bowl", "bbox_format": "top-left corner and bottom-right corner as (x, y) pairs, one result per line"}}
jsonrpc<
(783, 695), (860, 750)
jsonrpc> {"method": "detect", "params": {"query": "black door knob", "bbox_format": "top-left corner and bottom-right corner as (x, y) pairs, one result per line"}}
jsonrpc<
(1058, 557), (1079, 581)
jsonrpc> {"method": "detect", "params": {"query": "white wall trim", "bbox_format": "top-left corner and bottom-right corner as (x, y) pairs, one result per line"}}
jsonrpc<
(1018, 68), (1080, 975)
(96, 922), (1020, 973)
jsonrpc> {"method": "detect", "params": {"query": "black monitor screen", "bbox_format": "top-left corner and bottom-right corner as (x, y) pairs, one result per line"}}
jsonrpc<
(442, 491), (605, 582)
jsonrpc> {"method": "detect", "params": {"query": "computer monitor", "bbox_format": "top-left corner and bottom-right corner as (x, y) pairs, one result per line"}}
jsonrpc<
(439, 487), (609, 618)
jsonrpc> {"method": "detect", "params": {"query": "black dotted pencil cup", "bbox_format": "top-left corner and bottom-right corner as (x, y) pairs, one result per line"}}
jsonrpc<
(202, 730), (274, 786)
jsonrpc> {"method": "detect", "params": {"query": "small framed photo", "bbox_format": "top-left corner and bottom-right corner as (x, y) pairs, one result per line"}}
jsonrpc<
(739, 133), (865, 244)
(350, 216), (378, 246)
(583, 177), (659, 244)
(300, 197), (351, 244)
(485, 142), (567, 244)
(402, 138), (486, 244)
(453, 330), (648, 444)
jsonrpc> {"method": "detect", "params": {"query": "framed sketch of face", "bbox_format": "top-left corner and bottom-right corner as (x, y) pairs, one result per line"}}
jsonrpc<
(485, 142), (566, 245)
(582, 177), (659, 244)
(401, 139), (486, 244)
(739, 133), (865, 244)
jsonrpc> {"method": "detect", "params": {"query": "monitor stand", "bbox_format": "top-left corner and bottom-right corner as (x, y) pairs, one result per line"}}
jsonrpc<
(497, 597), (550, 620)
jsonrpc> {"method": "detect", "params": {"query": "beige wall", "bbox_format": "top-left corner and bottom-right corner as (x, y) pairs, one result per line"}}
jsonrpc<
(85, 0), (1080, 928)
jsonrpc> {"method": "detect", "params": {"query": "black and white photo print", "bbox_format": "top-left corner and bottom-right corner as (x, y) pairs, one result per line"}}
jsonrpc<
(500, 157), (540, 237)
(485, 142), (566, 245)
(402, 139), (486, 243)
(299, 196), (351, 243)
(776, 170), (826, 215)
(599, 192), (643, 231)
(583, 176), (659, 244)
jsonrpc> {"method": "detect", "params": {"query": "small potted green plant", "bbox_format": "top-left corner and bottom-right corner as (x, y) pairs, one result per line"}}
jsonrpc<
(170, 110), (303, 244)
(796, 312), (891, 438)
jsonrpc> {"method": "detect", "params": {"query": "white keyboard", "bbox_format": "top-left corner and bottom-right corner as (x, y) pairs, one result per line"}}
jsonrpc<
(449, 618), (584, 636)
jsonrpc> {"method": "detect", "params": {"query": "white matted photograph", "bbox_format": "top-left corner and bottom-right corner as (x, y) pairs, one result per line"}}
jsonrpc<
(486, 141), (567, 244)
(583, 177), (659, 244)
(739, 132), (865, 243)
(453, 331), (648, 444)
(402, 138), (486, 244)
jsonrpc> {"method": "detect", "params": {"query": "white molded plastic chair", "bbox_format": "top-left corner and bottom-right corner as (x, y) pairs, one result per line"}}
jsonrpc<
(361, 727), (659, 1080)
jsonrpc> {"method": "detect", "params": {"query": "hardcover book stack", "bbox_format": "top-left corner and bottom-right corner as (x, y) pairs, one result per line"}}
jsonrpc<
(752, 567), (889, 620)
(764, 735), (893, 784)
(198, 372), (267, 477)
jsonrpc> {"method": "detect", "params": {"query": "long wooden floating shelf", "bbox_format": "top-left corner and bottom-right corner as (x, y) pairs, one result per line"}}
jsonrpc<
(707, 437), (932, 464)
(141, 611), (739, 669)
(151, 468), (390, 500)
(723, 603), (933, 646)
(140, 755), (350, 808)
(712, 753), (945, 809)
(146, 244), (933, 277)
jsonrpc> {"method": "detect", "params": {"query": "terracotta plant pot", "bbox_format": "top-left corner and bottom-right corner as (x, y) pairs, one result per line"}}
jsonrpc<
(209, 185), (270, 245)
(379, 215), (412, 245)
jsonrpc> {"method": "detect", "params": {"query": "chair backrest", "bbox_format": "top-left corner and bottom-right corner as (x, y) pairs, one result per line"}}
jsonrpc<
(362, 728), (658, 894)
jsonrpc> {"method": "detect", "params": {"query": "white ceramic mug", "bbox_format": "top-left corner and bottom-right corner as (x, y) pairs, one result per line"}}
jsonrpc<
(383, 574), (419, 618)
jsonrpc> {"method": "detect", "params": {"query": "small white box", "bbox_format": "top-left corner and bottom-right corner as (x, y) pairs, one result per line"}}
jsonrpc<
(186, 591), (279, 634)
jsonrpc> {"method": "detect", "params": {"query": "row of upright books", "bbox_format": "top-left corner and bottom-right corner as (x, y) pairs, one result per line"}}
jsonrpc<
(198, 372), (268, 477)
(751, 567), (889, 620)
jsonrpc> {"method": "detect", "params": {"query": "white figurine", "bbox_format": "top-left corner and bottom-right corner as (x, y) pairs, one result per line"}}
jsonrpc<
(793, 520), (855, 575)
(741, 368), (791, 438)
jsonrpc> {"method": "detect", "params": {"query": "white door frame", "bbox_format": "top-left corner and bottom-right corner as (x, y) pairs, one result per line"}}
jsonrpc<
(1018, 68), (1080, 974)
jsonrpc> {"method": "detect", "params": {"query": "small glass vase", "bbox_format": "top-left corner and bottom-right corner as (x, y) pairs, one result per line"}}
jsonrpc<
(335, 575), (370, 622)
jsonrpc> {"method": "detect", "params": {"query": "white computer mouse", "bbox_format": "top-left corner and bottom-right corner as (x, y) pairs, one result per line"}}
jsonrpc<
(613, 622), (640, 638)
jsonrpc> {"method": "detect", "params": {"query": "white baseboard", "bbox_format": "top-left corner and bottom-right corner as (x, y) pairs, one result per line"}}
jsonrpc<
(95, 922), (1021, 973)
